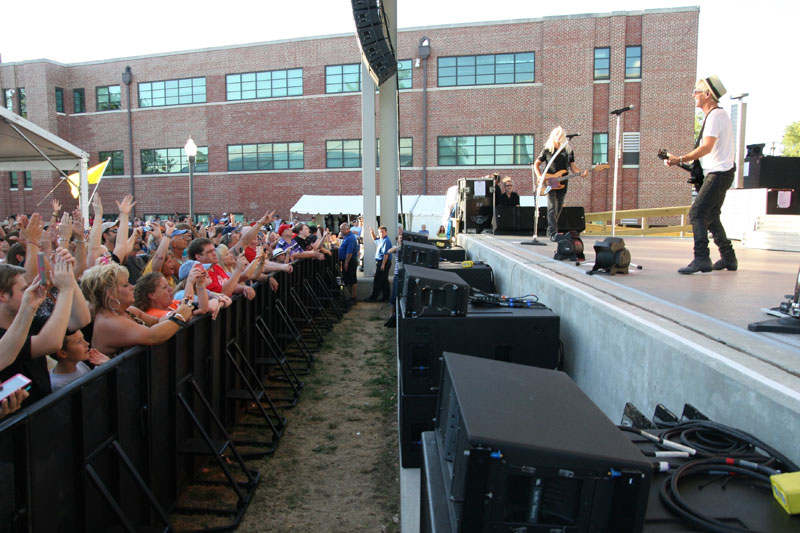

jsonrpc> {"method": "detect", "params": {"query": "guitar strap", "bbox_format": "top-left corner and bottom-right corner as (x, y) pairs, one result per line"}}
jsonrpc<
(694, 107), (719, 149)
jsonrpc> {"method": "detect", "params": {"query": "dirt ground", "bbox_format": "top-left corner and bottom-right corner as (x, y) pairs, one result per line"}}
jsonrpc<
(174, 299), (401, 532)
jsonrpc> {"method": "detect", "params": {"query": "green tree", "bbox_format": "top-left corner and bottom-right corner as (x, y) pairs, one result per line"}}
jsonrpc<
(695, 110), (703, 138)
(782, 121), (800, 156)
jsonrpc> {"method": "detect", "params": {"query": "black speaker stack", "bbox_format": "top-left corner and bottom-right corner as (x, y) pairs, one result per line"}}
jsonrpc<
(421, 353), (652, 533)
(397, 255), (561, 468)
(351, 0), (397, 85)
(456, 177), (494, 234)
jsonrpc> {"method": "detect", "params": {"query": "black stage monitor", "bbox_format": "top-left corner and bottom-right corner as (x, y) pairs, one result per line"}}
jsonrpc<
(402, 242), (440, 268)
(402, 265), (469, 318)
(435, 353), (652, 532)
(404, 230), (430, 244)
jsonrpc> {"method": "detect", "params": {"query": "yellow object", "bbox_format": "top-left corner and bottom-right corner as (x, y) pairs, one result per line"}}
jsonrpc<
(66, 158), (110, 198)
(435, 241), (445, 247)
(771, 471), (800, 514)
(461, 260), (473, 268)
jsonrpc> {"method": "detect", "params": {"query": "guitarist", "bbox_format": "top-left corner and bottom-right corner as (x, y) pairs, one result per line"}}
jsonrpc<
(534, 126), (588, 241)
(664, 75), (737, 274)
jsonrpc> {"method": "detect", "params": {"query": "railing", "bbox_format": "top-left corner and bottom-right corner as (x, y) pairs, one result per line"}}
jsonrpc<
(583, 206), (692, 236)
(0, 252), (343, 533)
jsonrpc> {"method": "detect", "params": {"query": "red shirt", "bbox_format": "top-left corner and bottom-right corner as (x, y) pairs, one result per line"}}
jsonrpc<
(206, 264), (230, 293)
(244, 245), (257, 262)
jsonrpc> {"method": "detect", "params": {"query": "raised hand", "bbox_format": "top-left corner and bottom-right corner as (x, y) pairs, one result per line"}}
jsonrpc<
(21, 276), (46, 311)
(21, 213), (43, 245)
(58, 212), (73, 241)
(116, 194), (136, 215)
(51, 199), (62, 215)
(51, 252), (75, 291)
(92, 193), (103, 217)
(87, 349), (110, 365)
(71, 208), (84, 237)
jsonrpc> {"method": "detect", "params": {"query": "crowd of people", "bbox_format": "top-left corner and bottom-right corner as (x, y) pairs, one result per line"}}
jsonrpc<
(0, 194), (352, 419)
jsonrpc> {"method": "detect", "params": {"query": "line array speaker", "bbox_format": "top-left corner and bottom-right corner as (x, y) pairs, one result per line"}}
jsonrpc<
(351, 0), (397, 85)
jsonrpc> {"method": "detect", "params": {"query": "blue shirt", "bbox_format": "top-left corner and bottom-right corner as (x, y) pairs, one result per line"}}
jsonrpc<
(339, 232), (359, 262)
(375, 235), (392, 262)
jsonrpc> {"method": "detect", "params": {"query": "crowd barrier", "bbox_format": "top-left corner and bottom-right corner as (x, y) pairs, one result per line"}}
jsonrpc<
(0, 252), (346, 533)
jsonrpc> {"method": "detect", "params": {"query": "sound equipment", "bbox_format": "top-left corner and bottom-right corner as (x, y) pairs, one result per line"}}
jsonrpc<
(399, 391), (437, 468)
(537, 206), (586, 235)
(457, 177), (494, 234)
(404, 230), (429, 244)
(589, 237), (631, 275)
(402, 265), (470, 318)
(420, 431), (454, 532)
(744, 155), (800, 190)
(435, 353), (652, 532)
(493, 205), (517, 232)
(398, 300), (560, 395)
(402, 242), (439, 268)
(437, 261), (494, 293)
(437, 246), (466, 262)
(351, 0), (397, 85)
(554, 231), (585, 262)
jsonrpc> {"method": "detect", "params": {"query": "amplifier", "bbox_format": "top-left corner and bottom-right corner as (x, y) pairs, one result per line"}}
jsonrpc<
(399, 391), (437, 468)
(436, 353), (652, 532)
(402, 242), (440, 268)
(437, 261), (494, 293)
(398, 300), (559, 395)
(437, 246), (466, 262)
(402, 265), (470, 318)
(537, 206), (586, 235)
(404, 230), (430, 244)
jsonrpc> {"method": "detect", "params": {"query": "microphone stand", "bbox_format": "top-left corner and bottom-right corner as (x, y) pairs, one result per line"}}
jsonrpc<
(521, 140), (571, 247)
(610, 107), (632, 237)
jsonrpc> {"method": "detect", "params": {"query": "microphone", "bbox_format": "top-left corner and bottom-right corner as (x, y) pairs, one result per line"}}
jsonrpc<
(566, 133), (580, 139)
(610, 105), (634, 115)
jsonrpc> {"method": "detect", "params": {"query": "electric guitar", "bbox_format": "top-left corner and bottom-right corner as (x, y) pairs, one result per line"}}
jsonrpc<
(658, 149), (704, 190)
(538, 164), (609, 195)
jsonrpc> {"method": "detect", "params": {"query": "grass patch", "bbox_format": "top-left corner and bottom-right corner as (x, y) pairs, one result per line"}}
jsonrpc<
(312, 444), (338, 455)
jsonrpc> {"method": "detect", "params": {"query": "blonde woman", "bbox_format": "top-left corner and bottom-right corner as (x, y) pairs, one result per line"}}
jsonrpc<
(533, 126), (588, 241)
(80, 263), (193, 356)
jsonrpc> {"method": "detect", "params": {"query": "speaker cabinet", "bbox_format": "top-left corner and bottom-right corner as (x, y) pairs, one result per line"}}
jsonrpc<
(435, 353), (652, 532)
(402, 242), (440, 268)
(437, 246), (466, 262)
(399, 391), (437, 468)
(351, 0), (397, 85)
(457, 178), (494, 234)
(402, 265), (470, 318)
(437, 261), (494, 293)
(537, 206), (586, 235)
(403, 230), (429, 244)
(398, 300), (560, 395)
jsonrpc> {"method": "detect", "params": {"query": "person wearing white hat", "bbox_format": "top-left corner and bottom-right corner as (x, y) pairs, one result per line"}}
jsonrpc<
(665, 75), (737, 274)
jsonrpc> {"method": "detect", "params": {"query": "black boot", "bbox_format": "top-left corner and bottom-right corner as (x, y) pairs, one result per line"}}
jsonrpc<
(384, 315), (396, 328)
(678, 258), (713, 274)
(712, 249), (738, 271)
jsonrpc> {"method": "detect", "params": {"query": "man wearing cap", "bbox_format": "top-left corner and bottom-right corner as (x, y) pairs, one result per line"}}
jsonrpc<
(169, 223), (193, 266)
(273, 224), (297, 263)
(666, 75), (738, 274)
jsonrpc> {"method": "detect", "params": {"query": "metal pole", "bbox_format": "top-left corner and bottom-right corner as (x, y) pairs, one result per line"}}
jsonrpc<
(611, 112), (622, 237)
(122, 66), (135, 215)
(189, 155), (195, 223)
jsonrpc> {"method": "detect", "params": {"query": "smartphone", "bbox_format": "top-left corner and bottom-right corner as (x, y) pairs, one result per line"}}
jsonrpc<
(37, 252), (46, 286)
(0, 373), (32, 403)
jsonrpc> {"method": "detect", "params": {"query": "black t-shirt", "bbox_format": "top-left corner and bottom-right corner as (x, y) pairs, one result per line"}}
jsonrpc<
(496, 191), (521, 207)
(538, 148), (575, 175)
(0, 314), (51, 408)
(293, 236), (311, 251)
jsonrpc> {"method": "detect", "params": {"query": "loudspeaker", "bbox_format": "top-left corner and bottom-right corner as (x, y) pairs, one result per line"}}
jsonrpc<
(436, 246), (466, 262)
(351, 0), (397, 85)
(457, 178), (494, 234)
(402, 242), (439, 268)
(402, 265), (470, 318)
(554, 230), (585, 262)
(590, 237), (631, 275)
(420, 431), (453, 532)
(493, 205), (517, 231)
(537, 206), (586, 235)
(403, 230), (429, 244)
(435, 353), (652, 532)
(398, 300), (560, 395)
(399, 391), (437, 468)
(437, 261), (494, 293)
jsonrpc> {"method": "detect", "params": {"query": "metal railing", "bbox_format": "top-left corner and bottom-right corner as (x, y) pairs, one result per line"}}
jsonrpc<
(583, 206), (692, 236)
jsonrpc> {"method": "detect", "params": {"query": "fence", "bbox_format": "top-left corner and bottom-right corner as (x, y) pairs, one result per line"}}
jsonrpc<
(583, 206), (692, 236)
(0, 253), (346, 533)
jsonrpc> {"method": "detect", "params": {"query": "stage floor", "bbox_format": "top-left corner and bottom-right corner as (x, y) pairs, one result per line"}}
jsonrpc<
(473, 234), (800, 350)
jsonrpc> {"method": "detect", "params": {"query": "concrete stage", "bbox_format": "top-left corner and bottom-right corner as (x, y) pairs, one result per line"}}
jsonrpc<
(399, 234), (800, 533)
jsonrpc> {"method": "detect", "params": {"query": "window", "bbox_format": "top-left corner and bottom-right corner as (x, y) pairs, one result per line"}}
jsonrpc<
(594, 48), (610, 80)
(11, 171), (32, 189)
(376, 137), (413, 167)
(397, 60), (412, 89)
(138, 78), (206, 107)
(55, 88), (64, 113)
(227, 142), (304, 171)
(625, 46), (642, 79)
(96, 85), (121, 111)
(73, 89), (85, 113)
(226, 69), (303, 100)
(592, 133), (609, 165)
(99, 151), (125, 176)
(140, 146), (208, 174)
(438, 52), (534, 87)
(9, 172), (17, 189)
(2, 89), (13, 110)
(17, 88), (26, 118)
(438, 135), (534, 166)
(325, 64), (361, 94)
(326, 140), (362, 168)
(622, 132), (640, 166)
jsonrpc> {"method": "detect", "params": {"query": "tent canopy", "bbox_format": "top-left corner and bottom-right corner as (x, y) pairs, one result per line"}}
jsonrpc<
(0, 106), (88, 172)
(290, 194), (446, 217)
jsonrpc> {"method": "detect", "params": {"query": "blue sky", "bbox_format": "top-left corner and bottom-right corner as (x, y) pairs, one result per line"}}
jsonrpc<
(2, 1), (796, 151)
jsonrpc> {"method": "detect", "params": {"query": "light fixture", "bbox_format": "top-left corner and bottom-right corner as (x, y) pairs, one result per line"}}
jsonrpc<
(588, 237), (630, 275)
(185, 138), (198, 222)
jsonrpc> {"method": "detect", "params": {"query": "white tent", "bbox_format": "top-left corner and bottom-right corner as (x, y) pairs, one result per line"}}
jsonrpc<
(0, 106), (90, 225)
(290, 194), (447, 231)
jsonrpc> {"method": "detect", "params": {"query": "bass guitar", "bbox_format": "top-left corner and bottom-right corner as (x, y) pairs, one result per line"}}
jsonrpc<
(657, 149), (704, 190)
(538, 164), (609, 195)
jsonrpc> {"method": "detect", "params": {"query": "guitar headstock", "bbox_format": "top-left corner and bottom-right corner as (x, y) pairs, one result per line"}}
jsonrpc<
(657, 149), (669, 160)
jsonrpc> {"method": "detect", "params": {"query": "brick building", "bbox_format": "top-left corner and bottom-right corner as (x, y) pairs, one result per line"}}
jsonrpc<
(0, 7), (699, 221)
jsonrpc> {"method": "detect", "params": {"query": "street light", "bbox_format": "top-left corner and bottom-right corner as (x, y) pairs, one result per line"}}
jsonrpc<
(184, 138), (198, 223)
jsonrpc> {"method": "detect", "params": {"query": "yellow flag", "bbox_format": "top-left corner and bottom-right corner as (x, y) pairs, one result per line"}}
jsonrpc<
(66, 158), (110, 199)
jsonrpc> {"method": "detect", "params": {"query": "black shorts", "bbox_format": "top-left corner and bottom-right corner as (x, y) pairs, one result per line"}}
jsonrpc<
(341, 257), (358, 286)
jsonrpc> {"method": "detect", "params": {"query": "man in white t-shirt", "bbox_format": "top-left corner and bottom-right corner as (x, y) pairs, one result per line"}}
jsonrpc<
(665, 75), (737, 274)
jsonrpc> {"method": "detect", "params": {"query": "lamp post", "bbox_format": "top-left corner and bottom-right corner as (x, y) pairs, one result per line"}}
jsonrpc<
(184, 138), (197, 223)
(122, 66), (135, 216)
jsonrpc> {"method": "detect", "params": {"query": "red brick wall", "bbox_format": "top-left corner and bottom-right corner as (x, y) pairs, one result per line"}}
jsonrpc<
(0, 8), (699, 221)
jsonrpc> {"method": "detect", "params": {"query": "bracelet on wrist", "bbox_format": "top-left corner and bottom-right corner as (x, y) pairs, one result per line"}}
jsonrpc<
(167, 315), (186, 327)
(28, 241), (40, 248)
